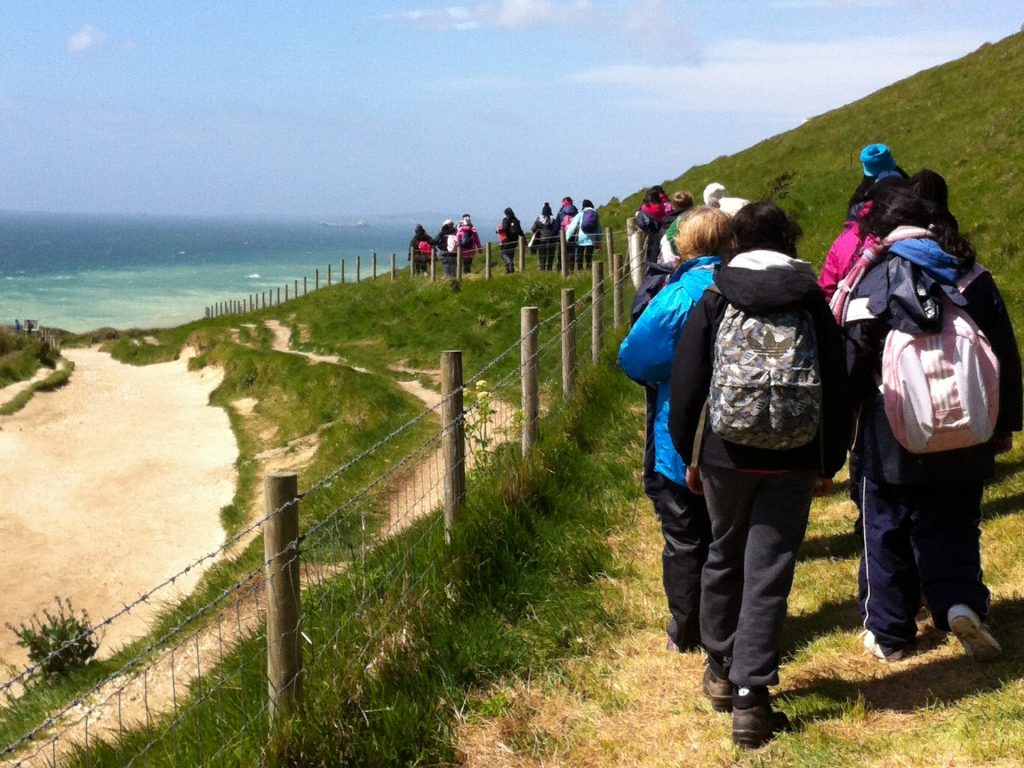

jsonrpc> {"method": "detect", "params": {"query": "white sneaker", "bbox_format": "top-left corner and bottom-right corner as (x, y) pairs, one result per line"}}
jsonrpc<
(947, 604), (1001, 662)
(862, 630), (906, 662)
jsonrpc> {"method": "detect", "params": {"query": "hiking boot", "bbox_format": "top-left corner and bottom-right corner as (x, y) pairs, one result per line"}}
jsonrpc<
(732, 703), (792, 749)
(948, 604), (1001, 662)
(862, 630), (907, 663)
(702, 665), (733, 713)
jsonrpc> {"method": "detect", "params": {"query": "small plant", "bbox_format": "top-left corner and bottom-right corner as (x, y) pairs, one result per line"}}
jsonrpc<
(6, 597), (99, 679)
(466, 379), (496, 470)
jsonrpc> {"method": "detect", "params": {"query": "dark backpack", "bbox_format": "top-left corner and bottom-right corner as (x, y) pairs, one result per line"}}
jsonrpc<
(581, 209), (599, 234)
(457, 228), (474, 251)
(708, 291), (822, 450)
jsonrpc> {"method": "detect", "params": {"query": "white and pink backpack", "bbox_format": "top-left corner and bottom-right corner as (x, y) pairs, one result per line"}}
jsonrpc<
(881, 264), (1000, 454)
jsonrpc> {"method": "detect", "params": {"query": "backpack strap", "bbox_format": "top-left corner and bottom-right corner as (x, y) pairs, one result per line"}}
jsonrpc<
(691, 282), (722, 465)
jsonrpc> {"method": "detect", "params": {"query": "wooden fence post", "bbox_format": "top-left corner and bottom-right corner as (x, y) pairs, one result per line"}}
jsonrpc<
(375, 253), (380, 280)
(277, 287), (281, 305)
(430, 253), (436, 282)
(264, 472), (302, 721)
(485, 242), (492, 279)
(327, 263), (332, 287)
(612, 253), (624, 329)
(315, 268), (319, 291)
(521, 306), (539, 456)
(341, 260), (346, 284)
(391, 252), (397, 280)
(517, 235), (525, 273)
(592, 261), (605, 364)
(441, 350), (466, 543)
(356, 255), (362, 283)
(294, 280), (298, 298)
(604, 226), (614, 270)
(560, 230), (568, 279)
(456, 246), (464, 279)
(303, 277), (307, 296)
(409, 248), (415, 276)
(561, 288), (576, 398)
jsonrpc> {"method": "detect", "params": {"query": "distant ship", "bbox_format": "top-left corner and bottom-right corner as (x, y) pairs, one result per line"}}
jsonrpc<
(320, 220), (369, 229)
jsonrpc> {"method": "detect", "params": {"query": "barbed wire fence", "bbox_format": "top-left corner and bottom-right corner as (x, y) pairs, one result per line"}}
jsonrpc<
(200, 224), (637, 322)
(0, 236), (633, 768)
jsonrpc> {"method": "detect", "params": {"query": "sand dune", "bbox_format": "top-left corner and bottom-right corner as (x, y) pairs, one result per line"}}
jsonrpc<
(0, 348), (237, 669)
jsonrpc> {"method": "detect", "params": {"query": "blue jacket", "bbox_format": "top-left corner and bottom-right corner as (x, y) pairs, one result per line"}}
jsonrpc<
(618, 256), (719, 483)
(564, 207), (599, 247)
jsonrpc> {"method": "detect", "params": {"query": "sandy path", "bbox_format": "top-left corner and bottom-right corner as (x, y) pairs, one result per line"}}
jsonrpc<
(0, 348), (237, 670)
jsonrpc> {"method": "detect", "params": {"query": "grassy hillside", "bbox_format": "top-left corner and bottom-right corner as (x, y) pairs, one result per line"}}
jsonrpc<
(602, 31), (1024, 298)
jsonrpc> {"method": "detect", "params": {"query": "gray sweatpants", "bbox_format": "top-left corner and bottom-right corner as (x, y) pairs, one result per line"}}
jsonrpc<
(699, 465), (817, 689)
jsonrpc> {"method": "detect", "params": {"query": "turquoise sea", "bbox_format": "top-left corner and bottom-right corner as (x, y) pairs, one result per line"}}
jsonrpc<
(0, 211), (431, 333)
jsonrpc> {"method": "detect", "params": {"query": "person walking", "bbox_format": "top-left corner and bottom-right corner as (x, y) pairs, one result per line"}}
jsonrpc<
(841, 184), (1021, 664)
(669, 202), (852, 749)
(819, 143), (908, 301)
(531, 203), (559, 271)
(435, 219), (458, 278)
(455, 214), (481, 274)
(498, 207), (524, 274)
(555, 197), (578, 271)
(563, 199), (600, 271)
(409, 224), (434, 276)
(618, 207), (733, 654)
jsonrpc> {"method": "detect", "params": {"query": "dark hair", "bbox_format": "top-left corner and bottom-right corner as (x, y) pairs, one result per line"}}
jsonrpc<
(504, 207), (515, 218)
(644, 189), (661, 206)
(582, 199), (593, 209)
(731, 202), (802, 257)
(847, 167), (909, 220)
(861, 185), (974, 267)
(908, 168), (949, 210)
(542, 202), (552, 216)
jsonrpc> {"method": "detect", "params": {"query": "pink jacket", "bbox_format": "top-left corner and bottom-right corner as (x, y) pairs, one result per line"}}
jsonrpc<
(456, 226), (481, 258)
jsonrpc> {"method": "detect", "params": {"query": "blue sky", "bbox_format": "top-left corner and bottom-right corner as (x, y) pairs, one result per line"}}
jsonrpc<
(1, 1), (1020, 220)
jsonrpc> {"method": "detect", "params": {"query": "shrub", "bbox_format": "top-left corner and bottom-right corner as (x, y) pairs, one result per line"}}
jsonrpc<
(6, 597), (99, 679)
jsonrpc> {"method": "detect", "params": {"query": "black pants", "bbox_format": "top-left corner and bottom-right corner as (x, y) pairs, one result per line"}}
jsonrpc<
(655, 476), (712, 650)
(858, 474), (989, 653)
(535, 243), (555, 271)
(573, 243), (594, 271)
(500, 243), (516, 273)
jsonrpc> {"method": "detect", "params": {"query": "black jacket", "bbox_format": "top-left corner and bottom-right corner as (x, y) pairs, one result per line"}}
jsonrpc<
(669, 250), (853, 476)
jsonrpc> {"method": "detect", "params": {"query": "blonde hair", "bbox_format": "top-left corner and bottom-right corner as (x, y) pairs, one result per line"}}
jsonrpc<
(674, 206), (732, 262)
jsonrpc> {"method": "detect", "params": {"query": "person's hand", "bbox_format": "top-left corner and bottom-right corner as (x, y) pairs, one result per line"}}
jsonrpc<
(812, 477), (834, 497)
(686, 465), (704, 496)
(992, 433), (1013, 455)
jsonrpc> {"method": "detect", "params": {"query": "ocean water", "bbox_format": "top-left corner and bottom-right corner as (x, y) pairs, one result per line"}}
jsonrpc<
(0, 211), (424, 333)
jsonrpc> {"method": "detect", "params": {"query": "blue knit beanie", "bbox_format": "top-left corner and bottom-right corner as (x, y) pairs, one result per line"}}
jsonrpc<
(860, 143), (896, 178)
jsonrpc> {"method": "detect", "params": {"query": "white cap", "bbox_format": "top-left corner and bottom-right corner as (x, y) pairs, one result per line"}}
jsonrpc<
(703, 182), (726, 205)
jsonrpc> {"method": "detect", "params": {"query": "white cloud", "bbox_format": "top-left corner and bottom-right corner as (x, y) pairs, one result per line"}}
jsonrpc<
(771, 0), (895, 7)
(392, 1), (595, 32)
(570, 32), (987, 116)
(393, 0), (692, 63)
(67, 24), (106, 53)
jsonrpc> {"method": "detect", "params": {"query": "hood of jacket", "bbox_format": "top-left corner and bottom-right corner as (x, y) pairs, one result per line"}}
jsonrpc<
(887, 236), (960, 285)
(716, 249), (820, 313)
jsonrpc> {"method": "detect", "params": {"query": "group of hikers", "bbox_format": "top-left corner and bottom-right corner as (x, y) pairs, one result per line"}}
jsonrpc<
(618, 143), (1022, 749)
(408, 197), (602, 278)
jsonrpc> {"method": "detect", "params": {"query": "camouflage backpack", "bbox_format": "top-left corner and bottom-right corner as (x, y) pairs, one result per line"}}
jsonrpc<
(708, 295), (822, 450)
